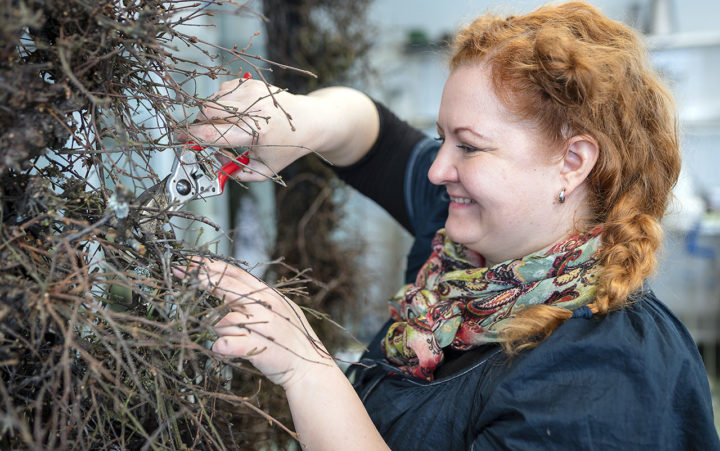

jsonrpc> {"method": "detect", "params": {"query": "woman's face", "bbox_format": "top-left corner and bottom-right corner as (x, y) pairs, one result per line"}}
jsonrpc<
(429, 63), (572, 266)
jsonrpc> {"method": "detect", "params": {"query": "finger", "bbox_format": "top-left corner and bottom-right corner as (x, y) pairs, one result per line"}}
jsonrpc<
(215, 76), (260, 95)
(173, 258), (279, 310)
(172, 258), (220, 287)
(213, 335), (258, 358)
(200, 258), (245, 281)
(213, 150), (235, 166)
(172, 266), (189, 280)
(165, 140), (271, 183)
(198, 101), (246, 123)
(228, 164), (277, 183)
(211, 148), (272, 184)
(171, 257), (203, 280)
(191, 258), (269, 297)
(173, 255), (253, 285)
(185, 122), (255, 148)
(205, 78), (264, 112)
(218, 78), (243, 92)
(214, 312), (253, 336)
(214, 323), (249, 337)
(173, 259), (243, 303)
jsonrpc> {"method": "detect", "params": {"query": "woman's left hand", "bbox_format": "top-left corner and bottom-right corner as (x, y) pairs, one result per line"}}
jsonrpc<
(173, 258), (332, 389)
(175, 258), (390, 450)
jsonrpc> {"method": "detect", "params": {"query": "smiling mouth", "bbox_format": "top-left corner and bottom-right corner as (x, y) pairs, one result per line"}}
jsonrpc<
(450, 196), (475, 204)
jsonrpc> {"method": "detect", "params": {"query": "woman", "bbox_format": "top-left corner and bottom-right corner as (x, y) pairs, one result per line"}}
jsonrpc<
(176, 2), (719, 449)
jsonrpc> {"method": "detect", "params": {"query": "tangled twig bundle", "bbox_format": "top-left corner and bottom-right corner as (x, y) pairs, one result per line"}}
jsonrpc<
(0, 1), (313, 448)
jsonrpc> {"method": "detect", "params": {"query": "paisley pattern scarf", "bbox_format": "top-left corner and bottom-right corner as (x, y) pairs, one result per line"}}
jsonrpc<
(382, 227), (603, 381)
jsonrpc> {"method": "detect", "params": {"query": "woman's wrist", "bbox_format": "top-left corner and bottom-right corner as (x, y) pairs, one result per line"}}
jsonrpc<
(276, 342), (336, 394)
(281, 350), (340, 395)
(283, 359), (389, 450)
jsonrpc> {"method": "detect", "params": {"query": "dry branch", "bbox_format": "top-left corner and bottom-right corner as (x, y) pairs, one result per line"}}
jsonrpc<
(0, 1), (319, 449)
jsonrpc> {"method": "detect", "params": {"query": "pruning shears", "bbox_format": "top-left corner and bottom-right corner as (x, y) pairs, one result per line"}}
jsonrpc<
(136, 72), (253, 238)
(135, 142), (249, 238)
(165, 142), (247, 206)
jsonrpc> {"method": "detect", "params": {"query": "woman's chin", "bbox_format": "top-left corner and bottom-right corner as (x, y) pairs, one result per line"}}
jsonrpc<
(444, 223), (472, 246)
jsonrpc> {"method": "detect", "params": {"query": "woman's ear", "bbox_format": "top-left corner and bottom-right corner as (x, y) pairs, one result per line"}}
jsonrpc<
(561, 134), (599, 195)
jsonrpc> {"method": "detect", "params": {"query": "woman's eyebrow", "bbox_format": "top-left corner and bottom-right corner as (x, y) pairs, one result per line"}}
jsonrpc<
(436, 122), (491, 140)
(454, 126), (492, 142)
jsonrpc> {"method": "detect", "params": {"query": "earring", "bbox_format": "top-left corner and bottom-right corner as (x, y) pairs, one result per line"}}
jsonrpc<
(557, 188), (566, 204)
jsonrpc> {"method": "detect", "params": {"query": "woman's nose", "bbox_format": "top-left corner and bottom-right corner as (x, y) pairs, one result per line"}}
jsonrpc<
(427, 144), (457, 186)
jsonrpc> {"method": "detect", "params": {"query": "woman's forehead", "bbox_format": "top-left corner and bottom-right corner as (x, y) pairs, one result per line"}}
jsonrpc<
(439, 67), (521, 131)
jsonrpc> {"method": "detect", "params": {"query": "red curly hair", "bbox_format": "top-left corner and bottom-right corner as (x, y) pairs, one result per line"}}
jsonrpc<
(450, 1), (681, 353)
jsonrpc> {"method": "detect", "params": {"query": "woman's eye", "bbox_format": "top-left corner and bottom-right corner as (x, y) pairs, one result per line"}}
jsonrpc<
(456, 144), (484, 153)
(435, 136), (489, 153)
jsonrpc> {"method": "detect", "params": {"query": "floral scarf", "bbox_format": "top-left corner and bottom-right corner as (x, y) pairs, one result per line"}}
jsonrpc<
(382, 227), (603, 381)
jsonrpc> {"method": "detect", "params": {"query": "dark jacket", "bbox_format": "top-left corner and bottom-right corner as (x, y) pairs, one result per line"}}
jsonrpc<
(349, 291), (718, 450)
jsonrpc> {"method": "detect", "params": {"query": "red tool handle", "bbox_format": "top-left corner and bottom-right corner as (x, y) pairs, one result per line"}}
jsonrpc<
(191, 72), (253, 192)
(217, 157), (247, 191)
(185, 143), (248, 192)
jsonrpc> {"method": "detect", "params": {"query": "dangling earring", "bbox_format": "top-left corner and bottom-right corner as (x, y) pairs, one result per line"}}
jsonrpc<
(557, 188), (566, 204)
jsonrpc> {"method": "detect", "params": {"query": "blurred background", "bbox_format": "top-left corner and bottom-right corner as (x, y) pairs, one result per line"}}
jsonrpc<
(175, 0), (719, 431)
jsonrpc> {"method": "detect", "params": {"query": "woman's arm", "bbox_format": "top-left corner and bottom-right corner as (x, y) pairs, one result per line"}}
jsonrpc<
(283, 358), (389, 450)
(174, 259), (389, 450)
(178, 80), (380, 181)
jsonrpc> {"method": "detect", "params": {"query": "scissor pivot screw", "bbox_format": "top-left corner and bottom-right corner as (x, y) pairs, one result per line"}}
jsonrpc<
(176, 179), (192, 196)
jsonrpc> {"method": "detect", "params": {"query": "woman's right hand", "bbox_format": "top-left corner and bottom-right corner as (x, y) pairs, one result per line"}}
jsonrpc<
(178, 78), (315, 182)
(176, 79), (380, 182)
